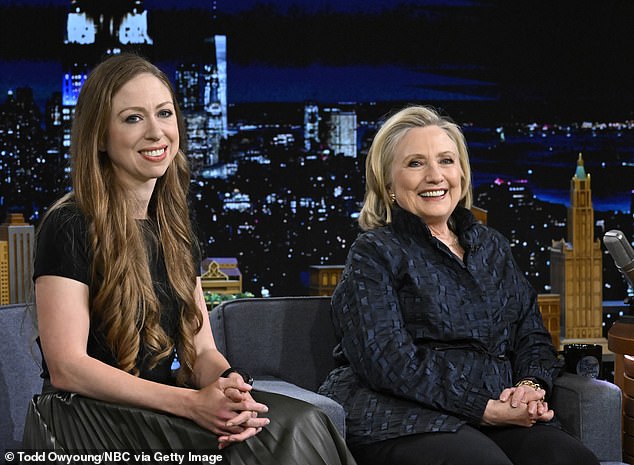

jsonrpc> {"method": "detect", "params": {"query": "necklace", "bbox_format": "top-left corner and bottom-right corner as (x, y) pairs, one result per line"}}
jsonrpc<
(432, 232), (459, 248)
(445, 238), (459, 247)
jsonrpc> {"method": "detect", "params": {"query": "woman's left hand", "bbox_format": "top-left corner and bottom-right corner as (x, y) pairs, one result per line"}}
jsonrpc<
(499, 385), (553, 422)
(217, 390), (267, 448)
(217, 376), (269, 448)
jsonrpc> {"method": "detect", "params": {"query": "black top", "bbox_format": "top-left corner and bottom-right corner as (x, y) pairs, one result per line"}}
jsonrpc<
(318, 206), (561, 446)
(33, 202), (190, 385)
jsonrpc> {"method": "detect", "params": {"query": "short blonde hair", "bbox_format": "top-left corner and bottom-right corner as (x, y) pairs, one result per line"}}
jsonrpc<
(358, 105), (473, 230)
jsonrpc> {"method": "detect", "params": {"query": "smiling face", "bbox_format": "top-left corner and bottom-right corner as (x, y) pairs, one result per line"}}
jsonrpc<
(389, 125), (464, 228)
(104, 73), (179, 192)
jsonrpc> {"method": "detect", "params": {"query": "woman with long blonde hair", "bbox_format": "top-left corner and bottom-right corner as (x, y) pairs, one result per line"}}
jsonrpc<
(24, 52), (355, 465)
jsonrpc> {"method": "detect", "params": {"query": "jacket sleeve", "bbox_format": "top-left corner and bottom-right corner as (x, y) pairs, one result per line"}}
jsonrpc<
(332, 233), (491, 424)
(505, 244), (562, 394)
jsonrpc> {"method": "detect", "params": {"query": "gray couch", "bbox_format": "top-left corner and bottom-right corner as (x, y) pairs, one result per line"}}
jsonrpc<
(1, 299), (625, 465)
(210, 296), (626, 465)
(1, 304), (42, 456)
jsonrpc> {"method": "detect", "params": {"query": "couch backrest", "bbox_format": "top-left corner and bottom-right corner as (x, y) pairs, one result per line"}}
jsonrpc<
(210, 296), (338, 392)
(0, 304), (42, 452)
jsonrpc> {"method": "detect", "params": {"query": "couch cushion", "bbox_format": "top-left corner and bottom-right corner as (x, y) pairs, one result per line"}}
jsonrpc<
(253, 378), (346, 437)
(210, 296), (338, 392)
(0, 304), (43, 452)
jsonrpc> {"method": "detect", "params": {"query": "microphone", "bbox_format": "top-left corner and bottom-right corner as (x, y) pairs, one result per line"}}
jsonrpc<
(604, 230), (634, 289)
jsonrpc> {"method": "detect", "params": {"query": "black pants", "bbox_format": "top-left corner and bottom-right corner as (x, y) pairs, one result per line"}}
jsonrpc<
(350, 423), (600, 465)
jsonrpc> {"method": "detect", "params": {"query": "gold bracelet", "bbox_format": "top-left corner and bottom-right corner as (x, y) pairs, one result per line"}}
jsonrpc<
(515, 379), (545, 401)
(515, 379), (541, 391)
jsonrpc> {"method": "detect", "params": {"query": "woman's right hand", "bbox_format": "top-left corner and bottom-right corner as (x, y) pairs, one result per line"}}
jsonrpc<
(188, 377), (270, 442)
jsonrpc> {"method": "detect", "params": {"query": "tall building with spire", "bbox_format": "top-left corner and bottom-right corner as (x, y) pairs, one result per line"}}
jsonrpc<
(550, 154), (603, 343)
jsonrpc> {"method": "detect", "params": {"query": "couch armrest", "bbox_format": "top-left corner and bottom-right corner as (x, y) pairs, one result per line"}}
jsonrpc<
(253, 378), (346, 437)
(551, 373), (622, 462)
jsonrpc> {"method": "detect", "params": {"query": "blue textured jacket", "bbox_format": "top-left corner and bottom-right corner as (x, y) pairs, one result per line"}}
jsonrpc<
(318, 206), (561, 446)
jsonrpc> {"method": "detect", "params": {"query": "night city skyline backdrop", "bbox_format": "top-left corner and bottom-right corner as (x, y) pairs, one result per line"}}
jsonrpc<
(4, 1), (634, 117)
(1, 0), (632, 205)
(0, 0), (633, 302)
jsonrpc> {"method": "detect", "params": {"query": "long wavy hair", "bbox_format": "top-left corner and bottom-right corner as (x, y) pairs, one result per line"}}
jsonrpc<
(358, 105), (473, 231)
(48, 53), (202, 385)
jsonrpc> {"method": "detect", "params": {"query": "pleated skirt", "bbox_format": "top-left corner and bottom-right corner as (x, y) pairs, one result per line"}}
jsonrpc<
(22, 390), (357, 465)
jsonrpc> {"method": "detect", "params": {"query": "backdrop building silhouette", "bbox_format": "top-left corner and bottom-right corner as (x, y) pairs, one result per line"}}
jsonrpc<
(0, 213), (34, 304)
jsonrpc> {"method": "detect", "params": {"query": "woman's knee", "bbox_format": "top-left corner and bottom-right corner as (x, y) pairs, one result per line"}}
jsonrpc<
(524, 439), (599, 465)
(486, 425), (600, 465)
(350, 427), (514, 465)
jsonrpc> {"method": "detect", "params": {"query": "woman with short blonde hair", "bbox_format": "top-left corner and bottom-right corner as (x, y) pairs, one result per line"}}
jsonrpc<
(320, 105), (599, 465)
(359, 105), (472, 230)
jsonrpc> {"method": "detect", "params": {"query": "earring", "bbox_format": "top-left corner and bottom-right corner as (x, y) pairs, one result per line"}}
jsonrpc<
(389, 192), (396, 203)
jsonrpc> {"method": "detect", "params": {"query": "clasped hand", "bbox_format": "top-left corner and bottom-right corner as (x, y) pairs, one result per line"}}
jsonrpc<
(191, 375), (270, 449)
(482, 385), (554, 427)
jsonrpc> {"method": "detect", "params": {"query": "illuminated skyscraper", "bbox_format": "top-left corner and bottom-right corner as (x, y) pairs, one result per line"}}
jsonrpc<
(175, 34), (228, 171)
(176, 63), (207, 171)
(0, 240), (8, 305)
(0, 213), (35, 304)
(61, 64), (88, 108)
(176, 64), (201, 112)
(202, 35), (227, 139)
(304, 103), (320, 152)
(46, 92), (63, 129)
(550, 154), (603, 341)
(324, 108), (357, 157)
(185, 112), (217, 173)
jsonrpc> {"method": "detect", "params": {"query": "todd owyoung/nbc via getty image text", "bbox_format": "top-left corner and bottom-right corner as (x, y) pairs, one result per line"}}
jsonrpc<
(4, 450), (225, 464)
